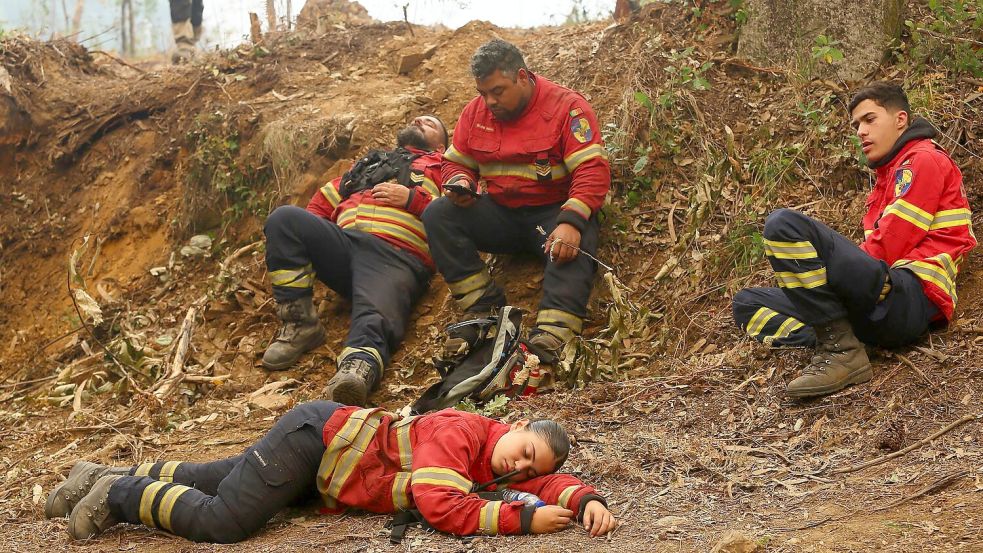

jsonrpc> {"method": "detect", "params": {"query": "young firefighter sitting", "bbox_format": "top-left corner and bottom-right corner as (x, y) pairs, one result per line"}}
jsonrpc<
(45, 402), (617, 543)
(732, 82), (976, 398)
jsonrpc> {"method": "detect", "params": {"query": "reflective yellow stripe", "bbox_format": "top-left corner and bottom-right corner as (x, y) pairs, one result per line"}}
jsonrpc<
(392, 472), (412, 511)
(448, 270), (493, 311)
(361, 204), (427, 231)
(421, 177), (440, 198)
(158, 461), (181, 483)
(157, 484), (191, 532)
(138, 481), (168, 528)
(338, 347), (384, 370)
(930, 208), (972, 230)
(343, 219), (430, 253)
(478, 500), (502, 535)
(745, 307), (778, 337)
(562, 198), (592, 219)
(478, 161), (569, 181)
(883, 199), (933, 231)
(558, 485), (581, 509)
(898, 260), (957, 301)
(773, 316), (805, 339)
(763, 239), (818, 260)
(411, 467), (473, 494)
(318, 409), (387, 506)
(320, 183), (342, 207)
(393, 417), (416, 471)
(864, 229), (873, 238)
(563, 143), (607, 172)
(775, 267), (827, 289)
(535, 309), (583, 334)
(444, 145), (478, 170)
(270, 264), (314, 287)
(134, 463), (153, 477)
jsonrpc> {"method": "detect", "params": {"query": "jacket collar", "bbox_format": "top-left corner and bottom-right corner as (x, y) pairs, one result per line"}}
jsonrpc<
(869, 116), (937, 170)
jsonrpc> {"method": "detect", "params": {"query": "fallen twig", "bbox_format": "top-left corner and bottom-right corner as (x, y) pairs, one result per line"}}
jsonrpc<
(830, 413), (980, 475)
(153, 300), (204, 398)
(895, 353), (933, 387)
(872, 470), (969, 512)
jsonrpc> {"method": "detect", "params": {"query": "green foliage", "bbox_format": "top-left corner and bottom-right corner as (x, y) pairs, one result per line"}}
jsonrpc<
(811, 34), (844, 65)
(730, 0), (748, 26)
(902, 0), (983, 77)
(455, 395), (510, 417)
(186, 113), (272, 226)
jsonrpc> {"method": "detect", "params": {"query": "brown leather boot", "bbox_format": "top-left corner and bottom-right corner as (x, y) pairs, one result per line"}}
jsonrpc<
(67, 475), (124, 540)
(324, 357), (381, 406)
(261, 296), (326, 371)
(786, 318), (872, 398)
(46, 461), (129, 519)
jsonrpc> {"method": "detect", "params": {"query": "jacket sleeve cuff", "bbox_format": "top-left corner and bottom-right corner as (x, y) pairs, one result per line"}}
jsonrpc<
(574, 494), (606, 521)
(519, 504), (537, 534)
(556, 209), (588, 232)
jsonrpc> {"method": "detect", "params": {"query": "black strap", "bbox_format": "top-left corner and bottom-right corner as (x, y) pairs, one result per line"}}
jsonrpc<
(387, 509), (430, 544)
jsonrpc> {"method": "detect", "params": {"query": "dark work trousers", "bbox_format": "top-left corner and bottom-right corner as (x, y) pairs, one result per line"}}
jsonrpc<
(264, 206), (431, 368)
(421, 195), (599, 321)
(169, 0), (204, 26)
(732, 209), (937, 348)
(107, 401), (338, 543)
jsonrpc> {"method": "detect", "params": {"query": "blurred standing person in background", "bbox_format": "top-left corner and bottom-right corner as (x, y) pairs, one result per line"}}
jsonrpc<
(169, 0), (204, 64)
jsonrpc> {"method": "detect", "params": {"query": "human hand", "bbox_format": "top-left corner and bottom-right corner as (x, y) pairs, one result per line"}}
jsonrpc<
(371, 182), (411, 208)
(443, 183), (478, 208)
(582, 500), (616, 537)
(530, 505), (574, 534)
(543, 223), (581, 264)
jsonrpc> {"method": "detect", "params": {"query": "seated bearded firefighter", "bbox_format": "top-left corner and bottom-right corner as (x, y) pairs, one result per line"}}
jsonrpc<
(46, 402), (617, 543)
(261, 115), (446, 406)
(732, 82), (976, 398)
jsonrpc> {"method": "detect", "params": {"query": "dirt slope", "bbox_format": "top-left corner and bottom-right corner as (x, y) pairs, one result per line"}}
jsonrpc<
(1, 2), (982, 551)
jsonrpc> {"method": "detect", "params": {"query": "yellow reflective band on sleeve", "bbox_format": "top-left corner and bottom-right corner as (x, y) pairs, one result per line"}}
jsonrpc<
(882, 199), (933, 231)
(158, 461), (181, 483)
(338, 347), (384, 371)
(410, 467), (473, 494)
(745, 307), (778, 337)
(138, 481), (168, 528)
(929, 208), (972, 230)
(392, 472), (412, 511)
(864, 229), (873, 238)
(775, 267), (827, 289)
(478, 161), (569, 182)
(270, 264), (315, 288)
(421, 177), (440, 198)
(478, 500), (502, 535)
(563, 143), (607, 172)
(558, 485), (581, 509)
(134, 463), (153, 477)
(763, 239), (818, 260)
(444, 145), (479, 170)
(393, 416), (416, 471)
(319, 409), (387, 506)
(320, 182), (343, 208)
(157, 484), (192, 532)
(562, 198), (592, 219)
(535, 309), (584, 335)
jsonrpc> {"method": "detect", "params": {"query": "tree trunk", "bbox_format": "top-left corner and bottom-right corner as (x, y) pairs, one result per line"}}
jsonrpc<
(266, 0), (278, 32)
(737, 0), (906, 81)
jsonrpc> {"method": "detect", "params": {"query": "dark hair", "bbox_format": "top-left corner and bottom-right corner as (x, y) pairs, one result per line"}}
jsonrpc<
(470, 39), (528, 81)
(528, 419), (571, 471)
(429, 114), (450, 149)
(848, 81), (911, 116)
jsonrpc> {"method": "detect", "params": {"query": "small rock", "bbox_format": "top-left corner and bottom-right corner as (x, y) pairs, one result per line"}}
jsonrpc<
(180, 234), (213, 257)
(395, 52), (425, 74)
(248, 393), (291, 411)
(655, 515), (688, 528)
(710, 530), (762, 553)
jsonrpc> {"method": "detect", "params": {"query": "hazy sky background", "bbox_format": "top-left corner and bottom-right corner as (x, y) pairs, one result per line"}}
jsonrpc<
(0, 0), (613, 54)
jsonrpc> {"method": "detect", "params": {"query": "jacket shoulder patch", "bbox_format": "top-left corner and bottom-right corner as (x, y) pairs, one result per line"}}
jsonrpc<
(570, 117), (593, 143)
(894, 167), (914, 197)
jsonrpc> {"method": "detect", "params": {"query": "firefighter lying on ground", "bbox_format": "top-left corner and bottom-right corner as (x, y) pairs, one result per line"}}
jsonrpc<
(422, 39), (610, 377)
(46, 402), (617, 543)
(261, 115), (446, 406)
(733, 81), (976, 398)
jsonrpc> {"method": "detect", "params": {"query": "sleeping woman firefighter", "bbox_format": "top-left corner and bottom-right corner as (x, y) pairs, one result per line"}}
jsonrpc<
(46, 401), (617, 543)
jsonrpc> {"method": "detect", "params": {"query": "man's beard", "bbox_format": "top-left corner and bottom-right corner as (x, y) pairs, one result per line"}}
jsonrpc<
(396, 125), (431, 151)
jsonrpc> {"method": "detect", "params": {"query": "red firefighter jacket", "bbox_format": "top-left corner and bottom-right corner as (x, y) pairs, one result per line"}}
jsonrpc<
(315, 407), (605, 536)
(442, 75), (611, 232)
(307, 148), (443, 270)
(860, 136), (976, 321)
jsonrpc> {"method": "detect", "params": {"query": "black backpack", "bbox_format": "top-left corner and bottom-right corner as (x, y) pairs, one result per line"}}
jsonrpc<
(338, 147), (421, 199)
(410, 306), (551, 415)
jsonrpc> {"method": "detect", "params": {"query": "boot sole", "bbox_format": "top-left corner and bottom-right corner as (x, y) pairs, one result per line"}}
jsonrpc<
(329, 379), (368, 406)
(261, 328), (327, 371)
(786, 364), (873, 398)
